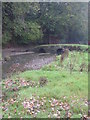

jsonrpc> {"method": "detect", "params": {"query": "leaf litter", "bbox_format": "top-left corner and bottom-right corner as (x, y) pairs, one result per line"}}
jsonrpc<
(2, 78), (88, 118)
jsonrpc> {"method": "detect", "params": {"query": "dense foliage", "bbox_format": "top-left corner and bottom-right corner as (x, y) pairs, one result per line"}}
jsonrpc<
(2, 2), (88, 45)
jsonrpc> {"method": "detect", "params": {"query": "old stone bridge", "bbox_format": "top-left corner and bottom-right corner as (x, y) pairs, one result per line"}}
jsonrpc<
(2, 44), (88, 79)
(33, 44), (88, 55)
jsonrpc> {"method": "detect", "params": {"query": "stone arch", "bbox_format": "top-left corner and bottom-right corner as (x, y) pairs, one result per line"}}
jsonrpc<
(39, 48), (46, 53)
(56, 48), (63, 55)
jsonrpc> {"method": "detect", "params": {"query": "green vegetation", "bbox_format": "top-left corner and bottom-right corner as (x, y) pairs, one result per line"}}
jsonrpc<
(39, 44), (88, 47)
(42, 51), (88, 71)
(13, 21), (43, 44)
(2, 2), (88, 118)
(2, 51), (88, 118)
(2, 2), (88, 45)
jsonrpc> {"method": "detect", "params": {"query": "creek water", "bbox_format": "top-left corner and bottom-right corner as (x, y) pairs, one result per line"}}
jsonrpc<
(2, 52), (56, 79)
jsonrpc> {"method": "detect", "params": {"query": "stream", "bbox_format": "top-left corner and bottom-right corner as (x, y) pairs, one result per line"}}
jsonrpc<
(2, 51), (56, 79)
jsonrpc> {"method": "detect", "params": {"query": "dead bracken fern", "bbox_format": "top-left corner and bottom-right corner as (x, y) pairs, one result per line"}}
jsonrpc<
(80, 63), (86, 72)
(60, 48), (69, 64)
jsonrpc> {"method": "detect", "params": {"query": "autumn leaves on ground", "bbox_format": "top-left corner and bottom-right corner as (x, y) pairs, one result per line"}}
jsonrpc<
(2, 50), (88, 118)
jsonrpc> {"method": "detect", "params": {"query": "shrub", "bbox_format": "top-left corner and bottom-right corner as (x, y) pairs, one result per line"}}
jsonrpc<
(13, 21), (43, 44)
(2, 31), (12, 44)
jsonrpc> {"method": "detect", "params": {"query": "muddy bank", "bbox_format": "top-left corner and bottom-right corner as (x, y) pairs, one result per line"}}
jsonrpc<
(2, 53), (56, 79)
